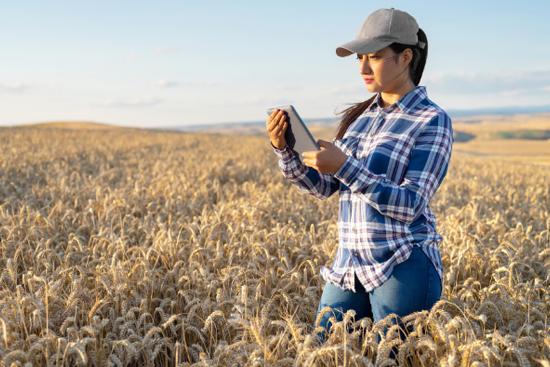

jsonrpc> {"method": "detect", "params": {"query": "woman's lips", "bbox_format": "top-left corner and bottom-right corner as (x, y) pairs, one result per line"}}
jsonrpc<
(363, 78), (374, 84)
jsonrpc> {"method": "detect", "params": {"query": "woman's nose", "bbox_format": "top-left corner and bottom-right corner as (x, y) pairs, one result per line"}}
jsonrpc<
(360, 59), (372, 74)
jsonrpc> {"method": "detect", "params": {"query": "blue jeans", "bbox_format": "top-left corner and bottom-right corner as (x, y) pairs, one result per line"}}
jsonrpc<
(314, 246), (442, 356)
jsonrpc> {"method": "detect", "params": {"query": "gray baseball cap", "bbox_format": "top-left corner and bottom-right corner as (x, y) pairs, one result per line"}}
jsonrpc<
(336, 8), (425, 57)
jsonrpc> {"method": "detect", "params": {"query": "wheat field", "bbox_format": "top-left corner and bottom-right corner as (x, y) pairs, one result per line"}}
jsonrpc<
(0, 124), (548, 366)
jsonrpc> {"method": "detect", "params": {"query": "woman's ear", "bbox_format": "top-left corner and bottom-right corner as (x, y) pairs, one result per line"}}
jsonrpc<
(402, 48), (414, 67)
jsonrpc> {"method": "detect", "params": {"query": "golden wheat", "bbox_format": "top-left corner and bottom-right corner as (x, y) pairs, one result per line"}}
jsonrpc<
(0, 125), (548, 366)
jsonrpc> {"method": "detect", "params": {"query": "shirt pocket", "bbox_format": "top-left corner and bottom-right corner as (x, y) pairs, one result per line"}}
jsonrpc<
(357, 131), (416, 183)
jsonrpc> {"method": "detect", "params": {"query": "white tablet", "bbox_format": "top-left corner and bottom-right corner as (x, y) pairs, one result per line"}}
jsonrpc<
(266, 105), (320, 155)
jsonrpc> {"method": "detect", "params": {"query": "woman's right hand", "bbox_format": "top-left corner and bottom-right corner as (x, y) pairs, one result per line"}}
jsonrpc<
(266, 109), (288, 149)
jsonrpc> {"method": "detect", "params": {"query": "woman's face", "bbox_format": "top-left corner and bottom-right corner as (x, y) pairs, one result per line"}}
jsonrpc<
(357, 46), (412, 93)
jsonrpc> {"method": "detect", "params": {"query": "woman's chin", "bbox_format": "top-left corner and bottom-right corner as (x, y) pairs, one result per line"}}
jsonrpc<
(365, 84), (378, 93)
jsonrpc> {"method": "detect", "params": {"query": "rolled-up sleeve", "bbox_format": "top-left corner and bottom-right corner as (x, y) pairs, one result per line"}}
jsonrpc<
(271, 142), (339, 200)
(333, 113), (454, 224)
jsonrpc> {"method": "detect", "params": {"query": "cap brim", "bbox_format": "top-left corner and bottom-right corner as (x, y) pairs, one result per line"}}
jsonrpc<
(336, 38), (394, 57)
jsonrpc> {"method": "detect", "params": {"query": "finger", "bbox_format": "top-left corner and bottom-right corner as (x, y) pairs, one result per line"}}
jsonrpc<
(269, 109), (281, 118)
(302, 158), (317, 170)
(267, 109), (281, 122)
(318, 140), (331, 149)
(267, 118), (279, 132)
(302, 155), (316, 165)
(276, 110), (286, 124)
(268, 112), (288, 135)
(267, 114), (284, 132)
(278, 121), (288, 136)
(272, 120), (285, 136)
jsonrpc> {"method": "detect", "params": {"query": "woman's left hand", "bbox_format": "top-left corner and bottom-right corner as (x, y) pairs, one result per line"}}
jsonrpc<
(302, 139), (348, 175)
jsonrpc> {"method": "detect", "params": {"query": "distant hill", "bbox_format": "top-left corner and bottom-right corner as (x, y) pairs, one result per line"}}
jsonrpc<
(13, 121), (122, 130)
(164, 117), (339, 135)
(447, 104), (550, 118)
(454, 131), (476, 142)
(491, 129), (550, 140)
(7, 104), (550, 135)
(164, 105), (550, 134)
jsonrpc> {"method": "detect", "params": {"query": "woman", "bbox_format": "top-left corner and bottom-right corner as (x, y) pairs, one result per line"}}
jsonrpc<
(265, 7), (454, 353)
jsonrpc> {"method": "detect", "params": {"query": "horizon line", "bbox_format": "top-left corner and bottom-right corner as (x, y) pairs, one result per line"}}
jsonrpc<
(3, 103), (550, 129)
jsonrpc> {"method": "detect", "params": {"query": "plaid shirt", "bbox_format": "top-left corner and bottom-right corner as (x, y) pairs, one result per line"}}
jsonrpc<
(271, 85), (453, 292)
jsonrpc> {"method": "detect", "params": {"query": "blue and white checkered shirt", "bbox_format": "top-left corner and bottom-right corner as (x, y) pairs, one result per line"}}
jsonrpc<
(271, 85), (453, 293)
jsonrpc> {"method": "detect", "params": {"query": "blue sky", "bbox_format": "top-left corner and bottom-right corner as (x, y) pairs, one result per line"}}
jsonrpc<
(1, 0), (549, 127)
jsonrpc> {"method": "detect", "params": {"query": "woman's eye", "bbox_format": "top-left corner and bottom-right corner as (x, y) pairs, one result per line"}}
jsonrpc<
(356, 54), (379, 61)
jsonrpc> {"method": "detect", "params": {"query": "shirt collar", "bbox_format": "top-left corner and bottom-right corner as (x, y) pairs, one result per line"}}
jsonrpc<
(367, 85), (427, 113)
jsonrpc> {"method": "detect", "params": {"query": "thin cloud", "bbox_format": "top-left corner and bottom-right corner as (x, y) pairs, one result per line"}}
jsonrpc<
(280, 84), (303, 91)
(323, 69), (550, 103)
(155, 79), (221, 88)
(0, 81), (30, 93)
(238, 96), (294, 106)
(329, 84), (364, 96)
(156, 80), (181, 88)
(424, 69), (550, 95)
(325, 68), (550, 97)
(179, 80), (220, 87)
(154, 47), (179, 55)
(98, 97), (163, 108)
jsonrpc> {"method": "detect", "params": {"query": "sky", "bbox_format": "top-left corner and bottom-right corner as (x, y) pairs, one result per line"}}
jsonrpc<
(1, 0), (550, 127)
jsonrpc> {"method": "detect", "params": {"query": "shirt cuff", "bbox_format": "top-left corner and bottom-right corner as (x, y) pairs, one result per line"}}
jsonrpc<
(271, 142), (297, 161)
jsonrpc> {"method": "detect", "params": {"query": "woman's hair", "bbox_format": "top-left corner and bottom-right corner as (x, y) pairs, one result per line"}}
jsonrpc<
(334, 28), (428, 140)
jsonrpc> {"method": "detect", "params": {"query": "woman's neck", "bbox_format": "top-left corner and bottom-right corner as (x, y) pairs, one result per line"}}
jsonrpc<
(380, 80), (416, 107)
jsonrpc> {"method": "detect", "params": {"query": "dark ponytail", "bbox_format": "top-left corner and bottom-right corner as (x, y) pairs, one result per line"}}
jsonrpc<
(334, 28), (428, 140)
(407, 28), (428, 86)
